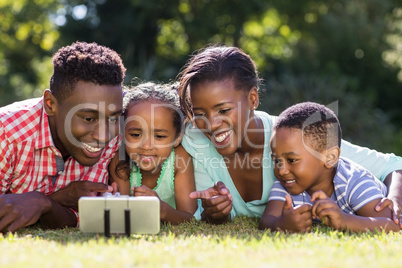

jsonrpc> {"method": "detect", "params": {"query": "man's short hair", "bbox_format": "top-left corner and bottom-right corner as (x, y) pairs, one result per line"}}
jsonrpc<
(50, 41), (126, 102)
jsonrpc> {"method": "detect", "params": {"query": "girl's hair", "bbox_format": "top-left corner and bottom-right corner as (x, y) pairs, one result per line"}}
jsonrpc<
(177, 45), (262, 120)
(115, 82), (185, 180)
(122, 82), (184, 137)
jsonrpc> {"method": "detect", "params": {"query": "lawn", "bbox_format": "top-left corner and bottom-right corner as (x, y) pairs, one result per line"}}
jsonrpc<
(1, 216), (401, 268)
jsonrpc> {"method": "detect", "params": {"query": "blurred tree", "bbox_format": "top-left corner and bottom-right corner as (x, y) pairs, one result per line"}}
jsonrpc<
(0, 0), (61, 105)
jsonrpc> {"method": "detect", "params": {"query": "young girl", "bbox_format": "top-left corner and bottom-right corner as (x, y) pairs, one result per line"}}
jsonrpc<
(177, 45), (402, 225)
(109, 82), (197, 224)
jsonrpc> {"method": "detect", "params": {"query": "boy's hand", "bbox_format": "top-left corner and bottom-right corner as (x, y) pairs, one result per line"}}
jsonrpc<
(311, 190), (344, 229)
(280, 195), (313, 232)
(189, 181), (233, 222)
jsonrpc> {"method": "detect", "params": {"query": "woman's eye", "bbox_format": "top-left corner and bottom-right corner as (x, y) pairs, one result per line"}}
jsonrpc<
(218, 108), (231, 114)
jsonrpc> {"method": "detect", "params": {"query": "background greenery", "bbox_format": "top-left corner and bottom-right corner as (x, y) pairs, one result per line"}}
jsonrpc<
(1, 0), (402, 154)
(1, 216), (402, 267)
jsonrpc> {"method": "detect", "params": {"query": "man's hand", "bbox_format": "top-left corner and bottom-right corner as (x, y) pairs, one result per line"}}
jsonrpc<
(0, 191), (52, 233)
(49, 181), (113, 211)
(189, 181), (233, 223)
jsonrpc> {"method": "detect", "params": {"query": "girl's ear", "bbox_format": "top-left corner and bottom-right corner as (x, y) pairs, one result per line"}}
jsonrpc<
(324, 146), (341, 168)
(43, 89), (58, 116)
(173, 135), (182, 148)
(248, 87), (259, 110)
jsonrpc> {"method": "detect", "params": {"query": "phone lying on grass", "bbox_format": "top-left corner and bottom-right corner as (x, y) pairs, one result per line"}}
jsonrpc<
(79, 195), (160, 236)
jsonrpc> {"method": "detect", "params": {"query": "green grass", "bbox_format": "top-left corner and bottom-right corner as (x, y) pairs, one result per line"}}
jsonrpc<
(1, 216), (401, 267)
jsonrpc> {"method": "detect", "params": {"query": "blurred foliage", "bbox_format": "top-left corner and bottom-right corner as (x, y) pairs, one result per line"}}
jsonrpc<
(0, 0), (401, 154)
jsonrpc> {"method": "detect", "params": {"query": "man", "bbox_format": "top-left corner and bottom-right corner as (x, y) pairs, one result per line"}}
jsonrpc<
(0, 41), (126, 232)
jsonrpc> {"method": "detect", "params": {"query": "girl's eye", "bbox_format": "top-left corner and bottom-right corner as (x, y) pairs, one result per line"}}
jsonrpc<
(129, 133), (141, 137)
(155, 135), (167, 139)
(194, 112), (206, 118)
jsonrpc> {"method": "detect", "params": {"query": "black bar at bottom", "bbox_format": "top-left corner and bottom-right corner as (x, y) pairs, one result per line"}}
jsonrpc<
(124, 209), (130, 237)
(104, 209), (110, 237)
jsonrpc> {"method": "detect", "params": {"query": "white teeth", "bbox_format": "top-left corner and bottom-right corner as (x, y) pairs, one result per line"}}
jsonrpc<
(285, 180), (296, 183)
(214, 130), (231, 143)
(83, 143), (102, 153)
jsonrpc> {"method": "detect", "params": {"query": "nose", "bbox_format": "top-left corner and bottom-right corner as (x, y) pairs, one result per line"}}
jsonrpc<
(208, 114), (223, 132)
(140, 134), (154, 150)
(277, 162), (290, 177)
(94, 120), (111, 145)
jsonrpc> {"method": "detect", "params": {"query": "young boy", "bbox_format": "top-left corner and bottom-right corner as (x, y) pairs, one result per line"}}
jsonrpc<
(0, 41), (126, 232)
(259, 102), (399, 233)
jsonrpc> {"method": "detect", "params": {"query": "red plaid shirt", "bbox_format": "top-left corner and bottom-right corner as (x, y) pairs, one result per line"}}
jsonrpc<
(0, 98), (120, 194)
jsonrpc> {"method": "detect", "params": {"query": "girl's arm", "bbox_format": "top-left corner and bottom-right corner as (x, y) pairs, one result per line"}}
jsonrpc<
(108, 152), (131, 196)
(159, 145), (197, 224)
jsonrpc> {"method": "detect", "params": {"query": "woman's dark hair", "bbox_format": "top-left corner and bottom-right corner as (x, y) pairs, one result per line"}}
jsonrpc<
(177, 45), (262, 120)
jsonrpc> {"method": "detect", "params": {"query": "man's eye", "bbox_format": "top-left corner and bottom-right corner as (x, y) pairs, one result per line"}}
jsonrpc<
(83, 117), (96, 122)
(109, 117), (118, 123)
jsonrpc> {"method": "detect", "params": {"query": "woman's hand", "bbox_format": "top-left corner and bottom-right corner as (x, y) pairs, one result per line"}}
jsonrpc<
(189, 181), (233, 224)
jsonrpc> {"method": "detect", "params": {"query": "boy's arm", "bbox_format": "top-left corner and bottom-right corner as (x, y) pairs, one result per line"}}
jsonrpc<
(259, 195), (313, 232)
(381, 170), (402, 226)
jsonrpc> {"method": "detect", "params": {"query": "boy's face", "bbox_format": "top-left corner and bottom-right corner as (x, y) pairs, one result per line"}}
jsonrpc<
(49, 81), (123, 166)
(270, 127), (328, 196)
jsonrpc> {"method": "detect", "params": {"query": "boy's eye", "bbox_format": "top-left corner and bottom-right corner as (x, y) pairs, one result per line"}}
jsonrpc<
(288, 159), (297, 163)
(129, 133), (141, 137)
(155, 135), (167, 139)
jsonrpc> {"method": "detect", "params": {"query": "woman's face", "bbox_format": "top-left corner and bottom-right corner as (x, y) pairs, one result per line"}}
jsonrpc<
(190, 79), (258, 156)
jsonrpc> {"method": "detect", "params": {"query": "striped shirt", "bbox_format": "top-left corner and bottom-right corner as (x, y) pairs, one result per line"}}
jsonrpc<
(0, 98), (120, 195)
(268, 157), (387, 214)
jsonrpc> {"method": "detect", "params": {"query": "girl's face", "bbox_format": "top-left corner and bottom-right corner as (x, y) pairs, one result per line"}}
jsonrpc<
(190, 79), (258, 156)
(124, 101), (179, 172)
(270, 127), (328, 196)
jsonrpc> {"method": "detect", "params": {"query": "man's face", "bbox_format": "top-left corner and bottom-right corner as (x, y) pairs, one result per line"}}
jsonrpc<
(49, 81), (123, 166)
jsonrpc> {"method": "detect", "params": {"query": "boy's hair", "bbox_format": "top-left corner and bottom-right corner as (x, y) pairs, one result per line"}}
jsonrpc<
(50, 41), (126, 102)
(275, 102), (342, 152)
(177, 45), (262, 120)
(123, 82), (185, 138)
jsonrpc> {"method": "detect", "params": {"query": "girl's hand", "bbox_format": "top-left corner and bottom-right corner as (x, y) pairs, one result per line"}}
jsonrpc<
(189, 181), (233, 223)
(311, 190), (344, 229)
(132, 185), (160, 199)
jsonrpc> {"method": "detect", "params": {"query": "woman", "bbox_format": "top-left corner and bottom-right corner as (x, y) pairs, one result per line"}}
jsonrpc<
(178, 45), (402, 225)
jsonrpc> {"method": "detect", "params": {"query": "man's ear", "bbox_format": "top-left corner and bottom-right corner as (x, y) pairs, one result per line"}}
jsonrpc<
(324, 146), (340, 168)
(43, 89), (58, 116)
(248, 87), (259, 110)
